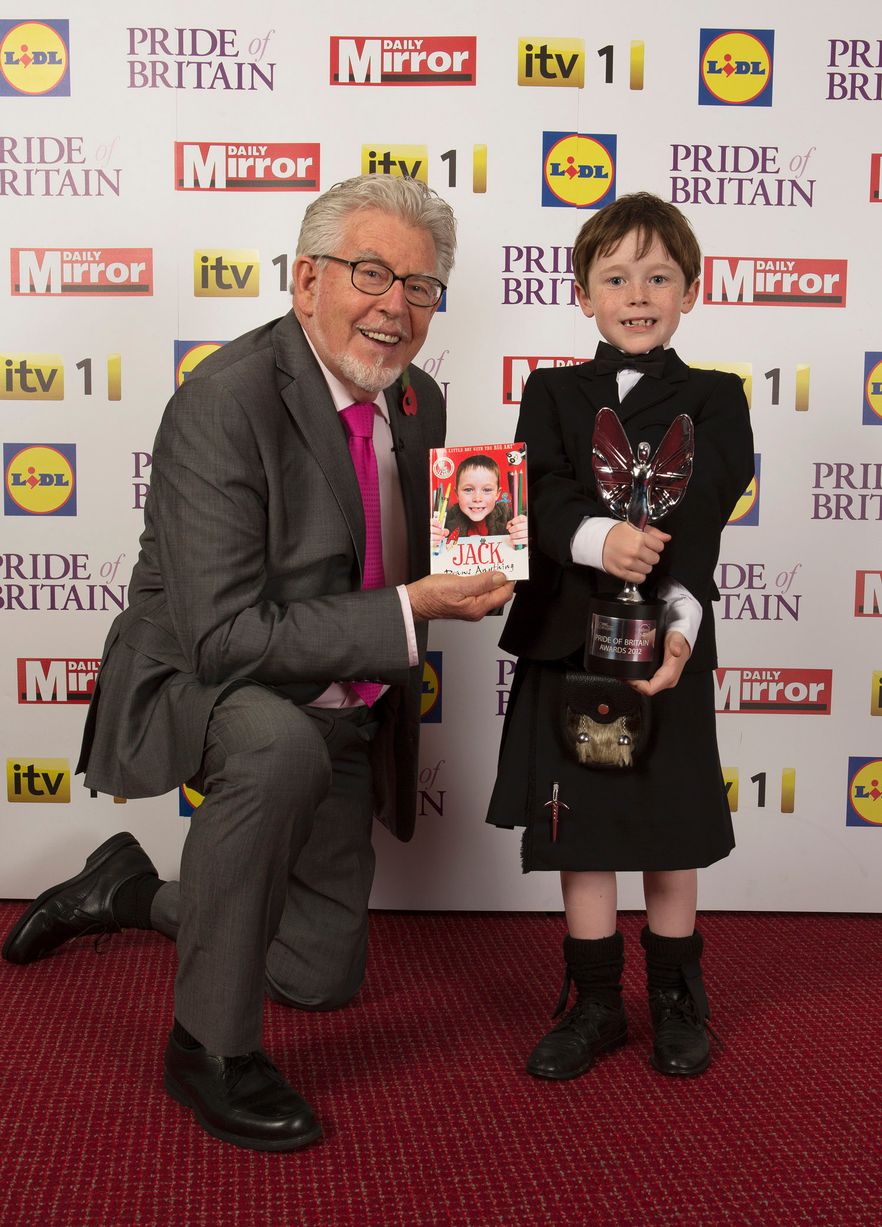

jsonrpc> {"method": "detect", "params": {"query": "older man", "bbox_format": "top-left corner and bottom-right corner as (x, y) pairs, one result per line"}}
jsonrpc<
(3, 176), (511, 1151)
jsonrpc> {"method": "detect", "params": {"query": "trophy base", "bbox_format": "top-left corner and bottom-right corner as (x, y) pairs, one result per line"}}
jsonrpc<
(584, 596), (663, 681)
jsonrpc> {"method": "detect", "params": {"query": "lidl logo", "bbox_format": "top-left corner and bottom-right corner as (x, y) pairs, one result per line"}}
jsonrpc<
(362, 145), (428, 182)
(846, 757), (882, 826)
(502, 354), (591, 405)
(704, 257), (846, 307)
(4, 443), (76, 516)
(542, 132), (616, 209)
(1, 354), (63, 400)
(863, 353), (882, 424)
(174, 142), (320, 192)
(0, 19), (69, 96)
(11, 249), (153, 297)
(18, 657), (100, 703)
(518, 38), (584, 87)
(699, 29), (774, 108)
(330, 37), (476, 86)
(421, 650), (442, 723)
(194, 250), (259, 297)
(175, 341), (224, 386)
(7, 758), (70, 802)
(728, 455), (761, 525)
(179, 782), (205, 816)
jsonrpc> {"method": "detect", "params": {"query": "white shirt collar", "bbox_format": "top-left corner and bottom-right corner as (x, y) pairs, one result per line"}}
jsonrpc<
(301, 330), (390, 422)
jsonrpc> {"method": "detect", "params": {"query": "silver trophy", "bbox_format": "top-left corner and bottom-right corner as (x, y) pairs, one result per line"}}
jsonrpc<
(585, 407), (695, 679)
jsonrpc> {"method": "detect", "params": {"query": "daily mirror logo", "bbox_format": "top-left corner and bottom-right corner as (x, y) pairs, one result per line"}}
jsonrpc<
(174, 142), (320, 191)
(699, 29), (774, 107)
(854, 571), (882, 617)
(502, 354), (591, 405)
(714, 668), (832, 714)
(703, 257), (846, 307)
(0, 19), (69, 96)
(17, 657), (100, 703)
(331, 37), (476, 85)
(11, 249), (153, 296)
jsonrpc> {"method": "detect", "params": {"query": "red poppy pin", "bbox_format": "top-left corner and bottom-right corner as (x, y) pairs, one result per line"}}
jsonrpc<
(401, 371), (418, 416)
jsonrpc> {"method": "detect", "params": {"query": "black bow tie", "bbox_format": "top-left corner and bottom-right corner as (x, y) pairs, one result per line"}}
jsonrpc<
(593, 341), (666, 378)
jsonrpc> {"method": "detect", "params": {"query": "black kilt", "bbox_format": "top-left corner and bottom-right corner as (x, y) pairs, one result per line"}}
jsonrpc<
(486, 658), (734, 872)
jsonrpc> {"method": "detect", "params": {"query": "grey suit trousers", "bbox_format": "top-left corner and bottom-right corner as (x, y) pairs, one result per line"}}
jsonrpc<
(149, 684), (379, 1056)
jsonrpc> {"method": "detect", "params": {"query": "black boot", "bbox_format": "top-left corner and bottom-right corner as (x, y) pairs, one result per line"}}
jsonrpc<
(526, 933), (627, 1080)
(641, 926), (716, 1077)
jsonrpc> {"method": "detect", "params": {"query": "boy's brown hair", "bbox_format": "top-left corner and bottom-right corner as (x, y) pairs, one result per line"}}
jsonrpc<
(572, 192), (701, 290)
(455, 454), (500, 489)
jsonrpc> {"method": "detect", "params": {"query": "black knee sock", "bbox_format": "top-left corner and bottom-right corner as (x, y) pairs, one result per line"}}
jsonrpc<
(564, 932), (625, 1008)
(111, 874), (164, 930)
(641, 926), (703, 991)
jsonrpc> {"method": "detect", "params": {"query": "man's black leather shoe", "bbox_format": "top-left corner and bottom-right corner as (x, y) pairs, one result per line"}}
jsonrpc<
(526, 998), (628, 1080)
(164, 1034), (323, 1151)
(648, 986), (711, 1076)
(2, 832), (157, 964)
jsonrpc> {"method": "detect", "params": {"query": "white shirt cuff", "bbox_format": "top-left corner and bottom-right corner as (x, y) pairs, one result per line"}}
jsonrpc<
(657, 578), (702, 651)
(397, 585), (420, 667)
(571, 517), (619, 571)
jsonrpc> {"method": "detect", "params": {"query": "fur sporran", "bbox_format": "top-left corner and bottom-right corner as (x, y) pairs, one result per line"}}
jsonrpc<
(561, 671), (650, 769)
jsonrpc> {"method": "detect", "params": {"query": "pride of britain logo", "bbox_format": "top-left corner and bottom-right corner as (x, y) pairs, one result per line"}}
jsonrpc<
(542, 132), (616, 209)
(699, 29), (774, 108)
(0, 20), (69, 96)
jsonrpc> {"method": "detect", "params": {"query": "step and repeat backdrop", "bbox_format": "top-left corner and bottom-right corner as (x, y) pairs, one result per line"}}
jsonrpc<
(2, 3), (880, 910)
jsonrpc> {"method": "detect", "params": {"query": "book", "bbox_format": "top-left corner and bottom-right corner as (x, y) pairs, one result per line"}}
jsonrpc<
(429, 442), (529, 578)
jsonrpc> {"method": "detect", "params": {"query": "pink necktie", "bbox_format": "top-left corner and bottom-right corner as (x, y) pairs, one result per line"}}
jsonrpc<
(340, 402), (385, 706)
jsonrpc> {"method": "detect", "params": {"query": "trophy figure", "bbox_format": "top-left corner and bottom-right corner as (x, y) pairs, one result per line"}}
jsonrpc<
(585, 407), (695, 680)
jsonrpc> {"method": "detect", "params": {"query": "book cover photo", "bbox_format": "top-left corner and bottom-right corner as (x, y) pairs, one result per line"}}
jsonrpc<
(429, 442), (529, 578)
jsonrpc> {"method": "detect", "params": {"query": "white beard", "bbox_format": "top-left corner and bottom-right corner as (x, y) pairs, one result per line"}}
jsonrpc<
(335, 350), (404, 396)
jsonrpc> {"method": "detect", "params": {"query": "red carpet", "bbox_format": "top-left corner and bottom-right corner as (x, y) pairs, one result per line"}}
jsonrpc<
(0, 906), (880, 1226)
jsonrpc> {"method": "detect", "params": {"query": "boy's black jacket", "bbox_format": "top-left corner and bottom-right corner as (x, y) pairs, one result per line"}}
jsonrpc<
(500, 350), (755, 673)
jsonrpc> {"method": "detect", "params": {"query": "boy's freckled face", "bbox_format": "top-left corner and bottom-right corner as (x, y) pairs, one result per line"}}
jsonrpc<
(576, 230), (699, 355)
(456, 468), (499, 522)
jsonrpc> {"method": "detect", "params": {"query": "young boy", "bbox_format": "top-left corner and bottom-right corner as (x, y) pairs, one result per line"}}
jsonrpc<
(487, 193), (754, 1079)
(432, 454), (528, 546)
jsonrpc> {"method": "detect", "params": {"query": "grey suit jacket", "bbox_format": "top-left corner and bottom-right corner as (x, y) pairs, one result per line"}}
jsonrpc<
(78, 311), (445, 841)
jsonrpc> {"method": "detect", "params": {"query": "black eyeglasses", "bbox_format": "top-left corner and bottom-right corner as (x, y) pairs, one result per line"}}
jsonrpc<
(313, 254), (445, 308)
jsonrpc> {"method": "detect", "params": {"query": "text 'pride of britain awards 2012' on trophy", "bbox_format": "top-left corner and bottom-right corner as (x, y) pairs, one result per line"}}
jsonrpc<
(585, 407), (695, 681)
